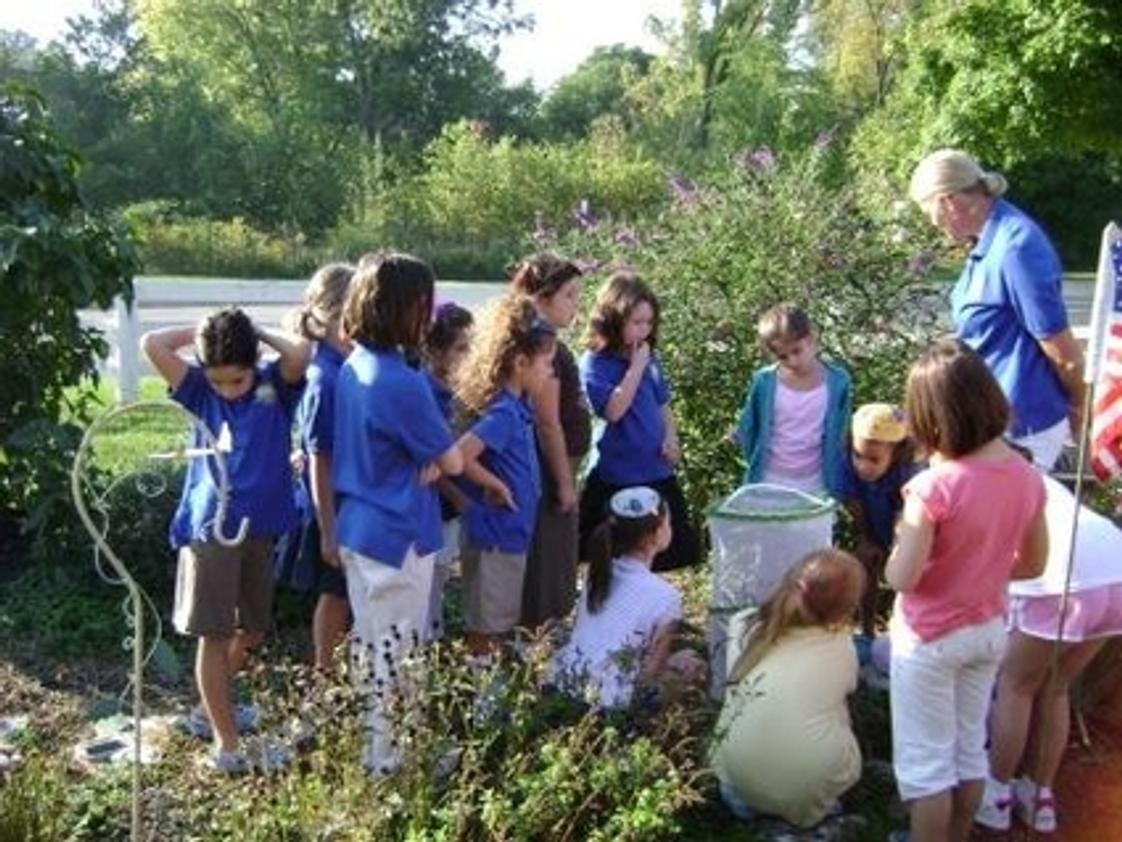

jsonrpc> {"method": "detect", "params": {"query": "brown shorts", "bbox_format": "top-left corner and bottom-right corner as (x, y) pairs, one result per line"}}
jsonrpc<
(173, 538), (274, 637)
(461, 545), (527, 635)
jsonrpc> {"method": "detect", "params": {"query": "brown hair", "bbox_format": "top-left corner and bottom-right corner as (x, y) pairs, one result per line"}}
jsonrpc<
(585, 497), (669, 614)
(343, 252), (435, 351)
(455, 293), (556, 416)
(728, 549), (865, 684)
(509, 252), (583, 300)
(196, 307), (258, 369)
(584, 270), (660, 352)
(288, 262), (354, 341)
(757, 303), (813, 350)
(425, 302), (474, 357)
(905, 338), (1010, 458)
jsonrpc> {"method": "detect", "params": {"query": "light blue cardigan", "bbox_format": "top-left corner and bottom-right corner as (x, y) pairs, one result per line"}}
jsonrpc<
(736, 361), (852, 496)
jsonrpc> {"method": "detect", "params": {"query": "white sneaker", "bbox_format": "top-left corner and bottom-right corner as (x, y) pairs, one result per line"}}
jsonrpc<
(1013, 778), (1057, 833)
(975, 777), (1013, 831)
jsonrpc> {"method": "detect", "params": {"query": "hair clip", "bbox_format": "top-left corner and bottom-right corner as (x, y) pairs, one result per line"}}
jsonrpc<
(609, 486), (661, 518)
(529, 315), (557, 336)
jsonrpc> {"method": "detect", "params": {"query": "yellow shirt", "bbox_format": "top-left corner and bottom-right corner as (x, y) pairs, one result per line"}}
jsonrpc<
(710, 609), (861, 827)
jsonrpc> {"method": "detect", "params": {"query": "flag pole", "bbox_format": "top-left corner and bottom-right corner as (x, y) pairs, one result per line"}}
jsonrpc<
(1027, 222), (1121, 838)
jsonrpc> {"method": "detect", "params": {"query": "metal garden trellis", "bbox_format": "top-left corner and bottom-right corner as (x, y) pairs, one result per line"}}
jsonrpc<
(70, 400), (248, 842)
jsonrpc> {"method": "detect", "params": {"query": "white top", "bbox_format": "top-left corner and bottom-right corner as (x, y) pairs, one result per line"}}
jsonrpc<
(1010, 474), (1122, 596)
(767, 381), (827, 480)
(554, 557), (682, 707)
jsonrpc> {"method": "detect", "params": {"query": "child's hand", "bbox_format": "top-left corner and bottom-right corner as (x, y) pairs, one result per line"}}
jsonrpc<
(418, 462), (442, 485)
(289, 449), (306, 476)
(320, 532), (341, 568)
(555, 477), (578, 514)
(661, 435), (681, 466)
(630, 341), (652, 370)
(484, 480), (516, 510)
(855, 538), (886, 570)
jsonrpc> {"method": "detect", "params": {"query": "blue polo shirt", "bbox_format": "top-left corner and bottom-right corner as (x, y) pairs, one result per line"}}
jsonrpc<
(952, 199), (1070, 437)
(169, 361), (302, 548)
(580, 349), (673, 485)
(424, 368), (455, 424)
(333, 346), (454, 567)
(461, 390), (541, 554)
(297, 342), (346, 456)
(840, 459), (921, 549)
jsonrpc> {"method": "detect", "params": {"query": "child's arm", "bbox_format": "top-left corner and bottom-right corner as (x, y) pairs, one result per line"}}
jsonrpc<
(531, 373), (577, 512)
(885, 493), (934, 592)
(141, 325), (194, 390)
(603, 342), (650, 423)
(660, 404), (681, 466)
(256, 325), (312, 385)
(307, 451), (340, 567)
(456, 432), (514, 509)
(1011, 506), (1048, 580)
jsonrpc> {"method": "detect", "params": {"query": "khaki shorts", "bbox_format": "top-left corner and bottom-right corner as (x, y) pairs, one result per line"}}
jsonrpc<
(173, 538), (274, 637)
(461, 545), (527, 635)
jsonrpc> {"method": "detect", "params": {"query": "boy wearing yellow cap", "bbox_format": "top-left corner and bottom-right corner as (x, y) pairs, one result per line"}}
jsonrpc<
(841, 403), (920, 639)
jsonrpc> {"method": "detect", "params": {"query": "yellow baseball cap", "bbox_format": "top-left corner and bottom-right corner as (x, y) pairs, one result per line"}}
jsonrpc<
(853, 403), (907, 443)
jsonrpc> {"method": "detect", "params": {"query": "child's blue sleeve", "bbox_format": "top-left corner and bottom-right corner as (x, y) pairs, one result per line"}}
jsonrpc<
(580, 352), (617, 418)
(303, 376), (334, 455)
(470, 402), (515, 453)
(267, 360), (305, 414)
(398, 376), (454, 464)
(170, 364), (208, 415)
(736, 372), (761, 460)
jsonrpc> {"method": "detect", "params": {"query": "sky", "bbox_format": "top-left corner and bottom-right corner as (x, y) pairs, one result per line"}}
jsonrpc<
(0, 0), (683, 91)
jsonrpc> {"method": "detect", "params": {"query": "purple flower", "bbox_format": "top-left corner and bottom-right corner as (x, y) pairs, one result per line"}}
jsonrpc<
(736, 146), (777, 173)
(667, 173), (698, 206)
(614, 227), (640, 248)
(574, 257), (605, 274)
(573, 199), (599, 233)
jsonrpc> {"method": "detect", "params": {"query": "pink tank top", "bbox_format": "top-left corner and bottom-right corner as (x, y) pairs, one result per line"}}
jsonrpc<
(767, 381), (826, 480)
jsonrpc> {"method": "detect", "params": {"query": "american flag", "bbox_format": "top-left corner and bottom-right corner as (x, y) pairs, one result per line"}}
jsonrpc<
(1090, 232), (1122, 480)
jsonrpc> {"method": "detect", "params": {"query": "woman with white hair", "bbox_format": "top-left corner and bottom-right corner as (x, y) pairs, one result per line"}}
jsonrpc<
(909, 149), (1084, 470)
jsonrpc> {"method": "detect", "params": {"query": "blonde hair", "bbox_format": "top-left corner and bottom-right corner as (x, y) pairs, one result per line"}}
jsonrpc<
(908, 149), (1008, 207)
(728, 549), (865, 684)
(287, 262), (354, 340)
(455, 293), (556, 416)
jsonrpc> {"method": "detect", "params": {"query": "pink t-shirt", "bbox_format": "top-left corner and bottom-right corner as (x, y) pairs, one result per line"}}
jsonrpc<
(767, 381), (826, 480)
(900, 454), (1045, 642)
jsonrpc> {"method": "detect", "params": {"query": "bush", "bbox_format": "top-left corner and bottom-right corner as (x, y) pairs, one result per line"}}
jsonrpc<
(123, 203), (319, 278)
(330, 121), (670, 280)
(0, 85), (137, 559)
(543, 143), (942, 518)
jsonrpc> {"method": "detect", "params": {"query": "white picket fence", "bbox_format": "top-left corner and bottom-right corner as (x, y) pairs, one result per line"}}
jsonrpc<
(103, 278), (504, 402)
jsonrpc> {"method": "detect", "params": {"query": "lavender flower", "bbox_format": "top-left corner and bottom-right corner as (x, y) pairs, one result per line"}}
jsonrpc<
(667, 173), (698, 206)
(574, 199), (600, 233)
(736, 146), (777, 173)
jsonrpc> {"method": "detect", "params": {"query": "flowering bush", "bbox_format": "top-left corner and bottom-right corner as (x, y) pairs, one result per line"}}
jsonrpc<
(545, 144), (942, 516)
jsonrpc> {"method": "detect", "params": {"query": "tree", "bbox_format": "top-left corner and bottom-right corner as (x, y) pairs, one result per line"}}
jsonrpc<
(0, 86), (137, 555)
(537, 45), (653, 140)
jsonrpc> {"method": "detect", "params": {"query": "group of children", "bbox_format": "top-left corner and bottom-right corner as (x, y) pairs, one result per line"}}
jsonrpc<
(143, 251), (1104, 839)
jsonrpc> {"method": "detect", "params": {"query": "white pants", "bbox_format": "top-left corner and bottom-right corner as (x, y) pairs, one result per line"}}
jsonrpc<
(341, 544), (433, 773)
(1012, 418), (1069, 472)
(890, 615), (1006, 801)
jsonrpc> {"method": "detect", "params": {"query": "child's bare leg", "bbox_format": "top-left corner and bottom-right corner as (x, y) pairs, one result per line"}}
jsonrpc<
(226, 629), (264, 676)
(197, 635), (238, 752)
(909, 791), (952, 842)
(950, 779), (984, 840)
(313, 594), (350, 670)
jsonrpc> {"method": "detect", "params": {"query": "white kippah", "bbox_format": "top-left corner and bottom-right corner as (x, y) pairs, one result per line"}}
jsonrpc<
(609, 486), (662, 519)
